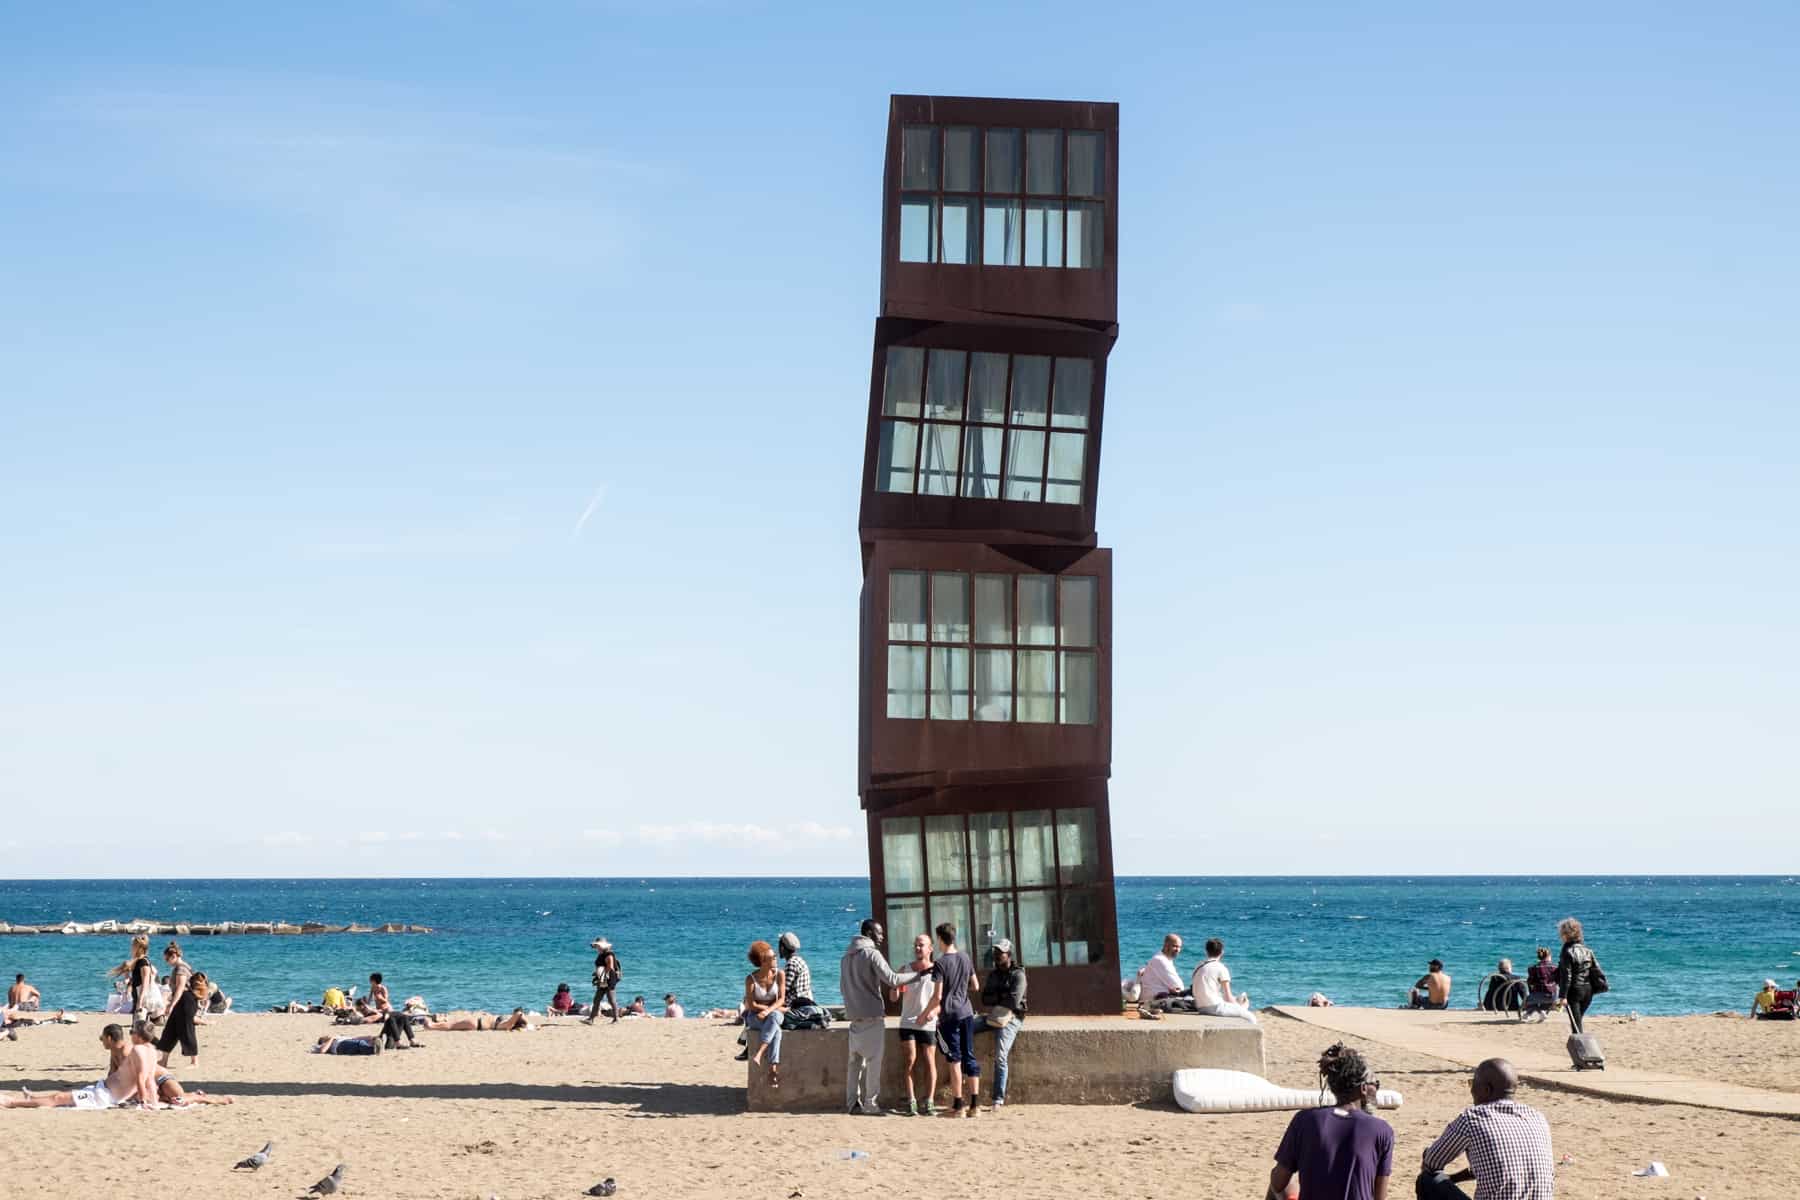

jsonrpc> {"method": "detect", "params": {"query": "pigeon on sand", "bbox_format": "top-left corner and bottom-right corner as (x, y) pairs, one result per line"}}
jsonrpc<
(308, 1163), (347, 1195)
(233, 1141), (273, 1170)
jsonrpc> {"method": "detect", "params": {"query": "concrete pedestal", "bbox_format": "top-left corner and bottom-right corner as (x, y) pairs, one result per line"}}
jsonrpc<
(745, 1015), (1264, 1112)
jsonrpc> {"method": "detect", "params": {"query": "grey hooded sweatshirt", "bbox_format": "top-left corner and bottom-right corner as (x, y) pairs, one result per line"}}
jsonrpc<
(839, 935), (921, 1020)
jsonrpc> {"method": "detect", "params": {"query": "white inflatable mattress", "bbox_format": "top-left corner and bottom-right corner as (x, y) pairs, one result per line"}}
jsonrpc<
(1173, 1068), (1404, 1114)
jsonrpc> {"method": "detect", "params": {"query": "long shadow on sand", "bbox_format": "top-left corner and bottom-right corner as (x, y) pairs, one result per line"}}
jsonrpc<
(3, 1080), (741, 1116)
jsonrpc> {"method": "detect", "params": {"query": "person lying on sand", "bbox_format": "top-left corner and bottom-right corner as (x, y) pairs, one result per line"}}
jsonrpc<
(3, 1005), (70, 1028)
(1, 1024), (157, 1109)
(312, 1034), (382, 1055)
(419, 1008), (535, 1032)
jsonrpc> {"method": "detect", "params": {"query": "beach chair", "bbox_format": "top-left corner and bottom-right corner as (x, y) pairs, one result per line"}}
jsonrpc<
(1475, 973), (1526, 1015)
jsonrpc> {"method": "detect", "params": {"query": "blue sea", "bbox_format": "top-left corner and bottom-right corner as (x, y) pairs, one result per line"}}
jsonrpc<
(3, 877), (1795, 1016)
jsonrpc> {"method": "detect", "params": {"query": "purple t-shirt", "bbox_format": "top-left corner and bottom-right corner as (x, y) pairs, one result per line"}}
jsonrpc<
(1274, 1107), (1394, 1200)
(932, 950), (976, 1020)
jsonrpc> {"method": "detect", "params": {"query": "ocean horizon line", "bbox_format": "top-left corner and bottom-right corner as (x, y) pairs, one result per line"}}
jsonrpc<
(4, 871), (1796, 884)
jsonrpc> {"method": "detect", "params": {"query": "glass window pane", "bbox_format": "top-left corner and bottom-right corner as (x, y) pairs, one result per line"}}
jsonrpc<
(1067, 131), (1105, 197)
(973, 573), (1011, 644)
(931, 571), (970, 642)
(973, 649), (1012, 722)
(972, 892), (1015, 971)
(969, 352), (1009, 422)
(1017, 575), (1055, 645)
(925, 350), (966, 419)
(881, 816), (923, 892)
(929, 894), (970, 961)
(1017, 890), (1055, 967)
(1051, 358), (1092, 429)
(960, 426), (1002, 500)
(886, 896), (926, 968)
(888, 569), (926, 640)
(1017, 649), (1056, 722)
(985, 128), (1021, 192)
(969, 811), (1012, 889)
(886, 645), (926, 719)
(1058, 888), (1107, 965)
(929, 647), (970, 719)
(1003, 429), (1045, 501)
(901, 125), (938, 190)
(876, 420), (918, 493)
(1026, 129), (1063, 195)
(1059, 577), (1096, 647)
(1067, 199), (1103, 268)
(941, 198), (976, 264)
(925, 814), (968, 891)
(918, 423), (961, 496)
(1024, 202), (1064, 267)
(900, 194), (936, 263)
(883, 346), (924, 417)
(1009, 355), (1050, 425)
(1060, 651), (1097, 725)
(1046, 431), (1086, 504)
(1013, 810), (1053, 887)
(982, 202), (1021, 266)
(1055, 807), (1099, 885)
(944, 126), (980, 192)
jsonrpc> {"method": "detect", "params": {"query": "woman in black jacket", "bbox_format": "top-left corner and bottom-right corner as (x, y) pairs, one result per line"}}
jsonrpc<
(1554, 917), (1600, 1033)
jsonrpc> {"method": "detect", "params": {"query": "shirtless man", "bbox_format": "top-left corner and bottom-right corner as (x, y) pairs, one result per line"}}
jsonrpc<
(1409, 960), (1454, 1010)
(0, 1024), (157, 1109)
(8, 974), (40, 1011)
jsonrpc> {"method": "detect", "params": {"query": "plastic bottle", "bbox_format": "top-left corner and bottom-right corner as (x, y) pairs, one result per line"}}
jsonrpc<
(840, 1150), (870, 1162)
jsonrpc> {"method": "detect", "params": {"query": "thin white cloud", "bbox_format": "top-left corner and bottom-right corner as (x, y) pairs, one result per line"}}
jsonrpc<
(634, 821), (854, 849)
(582, 829), (624, 847)
(355, 831), (391, 845)
(569, 485), (607, 542)
(262, 831), (312, 848)
(437, 831), (465, 841)
(476, 829), (506, 842)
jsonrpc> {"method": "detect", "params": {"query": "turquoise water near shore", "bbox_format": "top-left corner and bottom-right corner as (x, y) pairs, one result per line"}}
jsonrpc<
(3, 876), (1795, 1016)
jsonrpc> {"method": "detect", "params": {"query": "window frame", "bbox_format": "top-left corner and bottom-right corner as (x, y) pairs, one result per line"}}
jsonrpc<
(879, 804), (1105, 970)
(875, 346), (1093, 505)
(897, 123), (1105, 270)
(884, 567), (1099, 726)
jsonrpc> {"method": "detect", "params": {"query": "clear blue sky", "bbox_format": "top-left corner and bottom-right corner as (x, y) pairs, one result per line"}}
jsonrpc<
(3, 3), (1795, 877)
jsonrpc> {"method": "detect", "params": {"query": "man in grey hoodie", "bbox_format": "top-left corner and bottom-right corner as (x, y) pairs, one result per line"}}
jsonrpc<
(839, 918), (928, 1115)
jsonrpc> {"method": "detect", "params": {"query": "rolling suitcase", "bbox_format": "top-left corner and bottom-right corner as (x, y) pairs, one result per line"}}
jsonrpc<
(1566, 1006), (1604, 1070)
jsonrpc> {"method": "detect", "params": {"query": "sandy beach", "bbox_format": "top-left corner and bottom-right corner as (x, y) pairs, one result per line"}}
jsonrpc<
(2, 1009), (1794, 1198)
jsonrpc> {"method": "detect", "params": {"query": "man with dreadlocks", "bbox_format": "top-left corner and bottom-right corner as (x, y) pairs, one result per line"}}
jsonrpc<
(1267, 1043), (1394, 1200)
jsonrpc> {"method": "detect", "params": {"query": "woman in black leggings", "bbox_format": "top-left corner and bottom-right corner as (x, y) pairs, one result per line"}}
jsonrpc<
(1555, 917), (1598, 1033)
(585, 938), (620, 1026)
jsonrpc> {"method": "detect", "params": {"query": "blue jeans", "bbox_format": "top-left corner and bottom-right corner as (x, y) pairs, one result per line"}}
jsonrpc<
(744, 1009), (782, 1065)
(974, 1015), (1020, 1101)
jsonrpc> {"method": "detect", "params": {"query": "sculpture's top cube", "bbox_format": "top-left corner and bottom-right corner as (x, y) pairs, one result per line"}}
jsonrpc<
(880, 95), (1120, 330)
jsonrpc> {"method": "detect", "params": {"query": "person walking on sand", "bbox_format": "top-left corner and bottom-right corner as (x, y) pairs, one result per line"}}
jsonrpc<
(1267, 1044), (1393, 1200)
(161, 942), (193, 1011)
(1194, 938), (1258, 1023)
(839, 918), (928, 1116)
(1554, 918), (1602, 1034)
(1409, 960), (1452, 1010)
(584, 939), (621, 1026)
(1418, 1058), (1554, 1200)
(114, 934), (157, 1021)
(741, 940), (786, 1087)
(156, 970), (208, 1067)
(898, 932), (941, 1115)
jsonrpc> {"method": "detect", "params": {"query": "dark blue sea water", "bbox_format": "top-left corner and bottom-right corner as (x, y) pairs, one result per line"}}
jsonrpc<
(3, 877), (1795, 1016)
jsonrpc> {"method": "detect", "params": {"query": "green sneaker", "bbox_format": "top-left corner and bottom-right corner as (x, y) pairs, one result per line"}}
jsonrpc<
(925, 1100), (938, 1116)
(907, 1099), (918, 1116)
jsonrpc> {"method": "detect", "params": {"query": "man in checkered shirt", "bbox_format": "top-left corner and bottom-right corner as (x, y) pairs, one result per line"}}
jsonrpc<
(1417, 1058), (1555, 1199)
